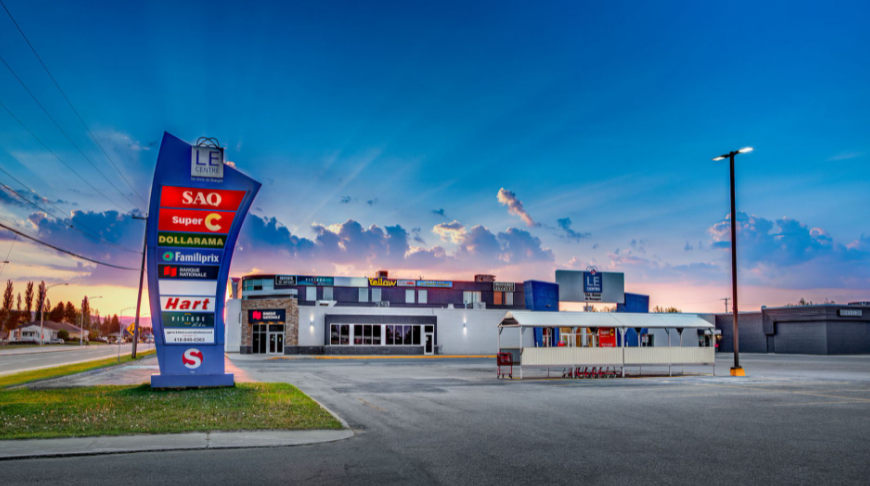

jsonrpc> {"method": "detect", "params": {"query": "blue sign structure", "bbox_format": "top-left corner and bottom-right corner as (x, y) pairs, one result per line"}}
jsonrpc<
(147, 133), (260, 388)
(584, 271), (603, 293)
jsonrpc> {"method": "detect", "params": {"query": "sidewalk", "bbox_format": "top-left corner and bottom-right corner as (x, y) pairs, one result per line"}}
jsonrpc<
(0, 429), (354, 460)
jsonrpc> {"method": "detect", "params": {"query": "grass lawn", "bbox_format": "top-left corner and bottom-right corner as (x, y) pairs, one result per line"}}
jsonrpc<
(0, 350), (157, 389)
(0, 383), (342, 439)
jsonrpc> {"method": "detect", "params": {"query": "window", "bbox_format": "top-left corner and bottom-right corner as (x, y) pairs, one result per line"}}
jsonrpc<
(463, 291), (481, 305)
(305, 287), (316, 301)
(322, 286), (334, 301)
(505, 292), (514, 306)
(359, 288), (368, 302)
(412, 326), (420, 345)
(340, 325), (349, 345)
(330, 324), (425, 346)
(373, 325), (382, 345)
(353, 325), (364, 344)
(330, 325), (340, 345)
(418, 290), (428, 304)
(403, 325), (412, 345)
(405, 289), (415, 304)
(386, 325), (395, 345)
(372, 288), (382, 302)
(493, 292), (503, 305)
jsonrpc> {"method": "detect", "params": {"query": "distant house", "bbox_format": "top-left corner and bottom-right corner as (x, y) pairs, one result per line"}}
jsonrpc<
(9, 321), (85, 342)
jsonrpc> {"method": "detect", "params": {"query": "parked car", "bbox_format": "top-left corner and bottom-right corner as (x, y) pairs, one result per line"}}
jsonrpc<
(50, 338), (65, 344)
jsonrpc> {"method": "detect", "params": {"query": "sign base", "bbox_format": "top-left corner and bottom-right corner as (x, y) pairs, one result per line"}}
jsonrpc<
(151, 373), (235, 388)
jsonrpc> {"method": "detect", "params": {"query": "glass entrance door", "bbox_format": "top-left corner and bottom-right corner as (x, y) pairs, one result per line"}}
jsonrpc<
(267, 325), (285, 355)
(424, 332), (434, 355)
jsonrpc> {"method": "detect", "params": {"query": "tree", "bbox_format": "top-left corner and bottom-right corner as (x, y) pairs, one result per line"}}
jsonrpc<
(81, 296), (90, 330)
(653, 306), (682, 313)
(36, 281), (46, 321)
(15, 292), (22, 326)
(49, 302), (65, 323)
(57, 329), (69, 341)
(110, 314), (120, 334)
(1, 280), (13, 331)
(23, 281), (33, 322)
(64, 301), (76, 324)
(92, 309), (100, 331)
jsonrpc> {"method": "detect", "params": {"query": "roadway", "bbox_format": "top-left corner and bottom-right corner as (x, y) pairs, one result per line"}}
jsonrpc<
(0, 343), (154, 376)
(2, 353), (870, 485)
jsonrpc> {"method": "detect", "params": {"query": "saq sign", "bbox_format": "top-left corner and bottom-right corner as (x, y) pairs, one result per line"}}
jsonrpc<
(146, 133), (260, 388)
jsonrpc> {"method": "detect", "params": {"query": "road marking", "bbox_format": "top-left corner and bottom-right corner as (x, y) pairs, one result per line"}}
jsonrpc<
(358, 397), (385, 411)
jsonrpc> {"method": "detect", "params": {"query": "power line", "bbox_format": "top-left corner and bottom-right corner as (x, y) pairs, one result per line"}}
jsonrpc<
(0, 220), (137, 270)
(0, 182), (141, 254)
(0, 54), (141, 210)
(0, 0), (147, 205)
(0, 99), (129, 211)
(0, 233), (17, 280)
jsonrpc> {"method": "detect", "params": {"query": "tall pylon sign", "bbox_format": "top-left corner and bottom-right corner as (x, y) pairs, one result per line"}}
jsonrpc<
(147, 133), (260, 388)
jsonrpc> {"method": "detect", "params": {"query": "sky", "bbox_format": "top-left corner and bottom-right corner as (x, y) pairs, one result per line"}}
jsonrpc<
(0, 0), (868, 317)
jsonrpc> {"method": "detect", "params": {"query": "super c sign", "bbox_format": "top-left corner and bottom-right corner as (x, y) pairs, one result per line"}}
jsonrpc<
(158, 208), (236, 234)
(160, 186), (246, 211)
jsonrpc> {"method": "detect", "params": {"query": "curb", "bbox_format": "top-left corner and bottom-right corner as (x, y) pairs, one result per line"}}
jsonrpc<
(0, 429), (354, 461)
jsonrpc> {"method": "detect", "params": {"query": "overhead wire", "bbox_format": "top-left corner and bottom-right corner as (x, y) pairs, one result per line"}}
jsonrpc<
(0, 99), (130, 211)
(0, 0), (147, 206)
(0, 182), (141, 254)
(0, 54), (142, 210)
(0, 233), (16, 280)
(0, 219), (137, 270)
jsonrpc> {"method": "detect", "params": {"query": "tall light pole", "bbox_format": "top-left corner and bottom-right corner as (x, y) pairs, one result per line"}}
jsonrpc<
(79, 296), (102, 346)
(40, 282), (68, 344)
(712, 146), (753, 377)
(132, 214), (147, 359)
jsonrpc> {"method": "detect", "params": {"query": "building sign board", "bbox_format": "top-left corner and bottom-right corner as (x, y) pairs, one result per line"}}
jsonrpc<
(598, 328), (617, 348)
(248, 309), (286, 324)
(368, 277), (397, 287)
(297, 276), (334, 286)
(397, 279), (416, 287)
(274, 275), (297, 288)
(493, 282), (515, 292)
(147, 132), (260, 388)
(416, 280), (453, 288)
(556, 270), (625, 304)
(839, 308), (863, 317)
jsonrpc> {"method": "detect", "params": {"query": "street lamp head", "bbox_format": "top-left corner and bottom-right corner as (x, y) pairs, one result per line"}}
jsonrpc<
(738, 147), (754, 154)
(712, 155), (726, 161)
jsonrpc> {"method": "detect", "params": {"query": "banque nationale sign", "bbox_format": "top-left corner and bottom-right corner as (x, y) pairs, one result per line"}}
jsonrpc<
(146, 133), (260, 388)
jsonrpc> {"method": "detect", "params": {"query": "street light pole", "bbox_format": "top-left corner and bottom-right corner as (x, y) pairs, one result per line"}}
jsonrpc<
(713, 147), (753, 377)
(132, 214), (148, 359)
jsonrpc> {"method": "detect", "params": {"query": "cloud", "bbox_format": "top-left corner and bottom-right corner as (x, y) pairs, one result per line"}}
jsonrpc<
(432, 208), (446, 217)
(827, 152), (864, 161)
(684, 242), (693, 251)
(367, 198), (379, 206)
(340, 196), (353, 204)
(236, 215), (554, 277)
(556, 217), (590, 241)
(497, 188), (539, 228)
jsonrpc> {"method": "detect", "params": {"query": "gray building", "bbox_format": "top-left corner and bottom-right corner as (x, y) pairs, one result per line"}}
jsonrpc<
(715, 304), (870, 355)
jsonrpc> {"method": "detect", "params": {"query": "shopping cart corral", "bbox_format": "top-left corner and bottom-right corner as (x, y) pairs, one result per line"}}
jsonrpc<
(497, 311), (717, 380)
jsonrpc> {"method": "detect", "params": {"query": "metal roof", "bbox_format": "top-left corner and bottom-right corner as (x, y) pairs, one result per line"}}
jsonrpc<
(498, 311), (714, 329)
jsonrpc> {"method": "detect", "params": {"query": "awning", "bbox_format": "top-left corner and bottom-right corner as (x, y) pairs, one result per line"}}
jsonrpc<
(497, 310), (714, 330)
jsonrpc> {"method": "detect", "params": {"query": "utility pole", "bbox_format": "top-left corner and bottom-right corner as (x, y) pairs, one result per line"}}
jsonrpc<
(131, 214), (148, 359)
(720, 297), (731, 313)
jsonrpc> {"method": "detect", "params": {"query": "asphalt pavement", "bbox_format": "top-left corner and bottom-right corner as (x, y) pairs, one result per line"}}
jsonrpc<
(0, 343), (154, 376)
(2, 353), (870, 485)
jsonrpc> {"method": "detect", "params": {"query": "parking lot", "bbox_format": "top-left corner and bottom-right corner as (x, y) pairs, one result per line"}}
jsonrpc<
(4, 353), (870, 485)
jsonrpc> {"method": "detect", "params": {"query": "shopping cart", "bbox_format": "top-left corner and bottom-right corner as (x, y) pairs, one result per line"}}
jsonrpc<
(497, 352), (513, 379)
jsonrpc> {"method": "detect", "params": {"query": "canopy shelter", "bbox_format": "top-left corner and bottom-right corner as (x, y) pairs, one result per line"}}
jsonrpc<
(497, 311), (717, 379)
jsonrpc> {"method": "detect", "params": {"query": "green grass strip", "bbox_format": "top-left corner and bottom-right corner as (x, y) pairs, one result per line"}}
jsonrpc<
(0, 383), (342, 439)
(0, 350), (156, 389)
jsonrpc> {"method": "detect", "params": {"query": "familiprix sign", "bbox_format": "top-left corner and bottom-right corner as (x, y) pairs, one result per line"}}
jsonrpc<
(146, 133), (260, 388)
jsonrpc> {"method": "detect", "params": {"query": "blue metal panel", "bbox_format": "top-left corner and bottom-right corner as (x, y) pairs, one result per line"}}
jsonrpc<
(523, 280), (559, 346)
(146, 132), (260, 388)
(616, 293), (649, 313)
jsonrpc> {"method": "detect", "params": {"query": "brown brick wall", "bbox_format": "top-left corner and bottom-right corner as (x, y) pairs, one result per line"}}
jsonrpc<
(240, 298), (299, 349)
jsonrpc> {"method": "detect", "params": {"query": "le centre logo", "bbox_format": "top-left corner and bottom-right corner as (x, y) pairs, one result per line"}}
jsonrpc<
(191, 146), (224, 180)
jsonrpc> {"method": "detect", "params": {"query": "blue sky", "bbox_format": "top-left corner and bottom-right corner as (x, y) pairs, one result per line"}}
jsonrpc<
(0, 1), (868, 314)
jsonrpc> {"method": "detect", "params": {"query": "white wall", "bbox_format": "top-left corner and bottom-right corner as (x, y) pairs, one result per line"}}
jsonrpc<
(226, 299), (242, 352)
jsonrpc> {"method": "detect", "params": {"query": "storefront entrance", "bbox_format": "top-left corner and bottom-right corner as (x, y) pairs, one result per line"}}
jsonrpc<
(252, 324), (285, 354)
(424, 332), (434, 355)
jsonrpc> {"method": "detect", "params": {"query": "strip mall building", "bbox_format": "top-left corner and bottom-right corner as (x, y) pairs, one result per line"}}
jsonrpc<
(224, 270), (712, 356)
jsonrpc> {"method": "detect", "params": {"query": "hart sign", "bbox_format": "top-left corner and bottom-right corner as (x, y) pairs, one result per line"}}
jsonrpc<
(147, 132), (260, 388)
